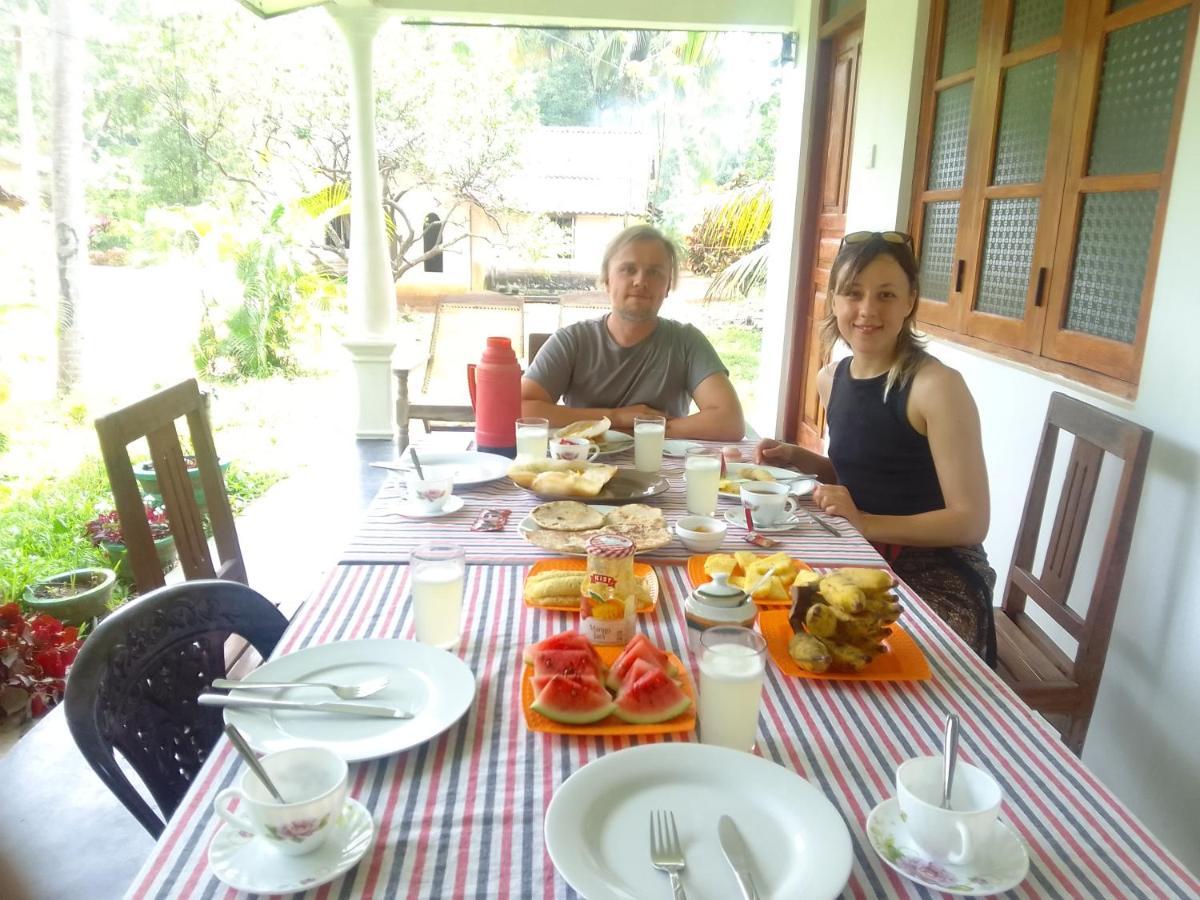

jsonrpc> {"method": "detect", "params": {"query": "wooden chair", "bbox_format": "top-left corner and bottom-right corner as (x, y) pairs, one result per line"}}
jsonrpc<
(94, 379), (245, 593)
(394, 294), (526, 450)
(557, 290), (611, 328)
(64, 580), (287, 836)
(996, 392), (1153, 755)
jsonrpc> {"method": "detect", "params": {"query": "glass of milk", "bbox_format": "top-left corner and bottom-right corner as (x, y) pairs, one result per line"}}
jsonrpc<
(698, 626), (767, 752)
(685, 446), (722, 516)
(515, 417), (549, 460)
(409, 543), (466, 649)
(633, 415), (667, 472)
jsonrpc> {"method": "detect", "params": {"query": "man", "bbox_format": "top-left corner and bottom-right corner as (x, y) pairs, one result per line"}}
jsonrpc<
(522, 225), (745, 441)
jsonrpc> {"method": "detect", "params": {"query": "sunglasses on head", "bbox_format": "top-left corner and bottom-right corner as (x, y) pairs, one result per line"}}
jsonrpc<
(838, 231), (914, 253)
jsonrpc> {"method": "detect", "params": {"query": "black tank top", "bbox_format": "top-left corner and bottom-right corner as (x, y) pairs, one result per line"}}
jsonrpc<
(826, 357), (945, 516)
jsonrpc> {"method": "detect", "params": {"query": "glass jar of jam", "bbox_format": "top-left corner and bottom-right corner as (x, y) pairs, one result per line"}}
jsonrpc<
(581, 534), (637, 644)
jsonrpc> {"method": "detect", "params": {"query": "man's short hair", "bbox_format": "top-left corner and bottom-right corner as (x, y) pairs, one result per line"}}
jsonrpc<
(599, 224), (681, 291)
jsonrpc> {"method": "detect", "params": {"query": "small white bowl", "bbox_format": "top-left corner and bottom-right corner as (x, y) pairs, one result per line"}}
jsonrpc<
(674, 515), (727, 553)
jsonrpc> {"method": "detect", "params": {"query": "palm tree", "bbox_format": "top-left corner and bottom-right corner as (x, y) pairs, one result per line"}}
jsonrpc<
(51, 0), (85, 395)
(689, 182), (774, 301)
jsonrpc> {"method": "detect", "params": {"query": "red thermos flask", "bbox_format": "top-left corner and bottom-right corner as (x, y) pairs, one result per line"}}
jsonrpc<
(467, 337), (522, 458)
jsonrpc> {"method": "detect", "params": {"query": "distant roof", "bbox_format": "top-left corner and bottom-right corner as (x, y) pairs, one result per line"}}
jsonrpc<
(503, 127), (653, 217)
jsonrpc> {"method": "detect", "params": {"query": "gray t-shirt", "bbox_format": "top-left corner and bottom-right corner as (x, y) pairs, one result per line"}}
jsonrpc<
(526, 315), (728, 418)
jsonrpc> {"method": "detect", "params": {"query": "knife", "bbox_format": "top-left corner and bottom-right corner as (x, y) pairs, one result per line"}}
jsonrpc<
(199, 693), (413, 719)
(803, 508), (843, 538)
(718, 815), (760, 900)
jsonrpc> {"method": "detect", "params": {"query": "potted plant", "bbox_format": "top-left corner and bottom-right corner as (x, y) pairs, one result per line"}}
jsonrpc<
(0, 602), (84, 722)
(85, 504), (179, 578)
(22, 569), (117, 627)
(132, 455), (230, 512)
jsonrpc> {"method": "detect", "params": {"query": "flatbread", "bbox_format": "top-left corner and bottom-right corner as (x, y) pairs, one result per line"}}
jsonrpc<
(508, 459), (618, 497)
(605, 519), (672, 551)
(525, 527), (598, 554)
(530, 501), (604, 531)
(554, 417), (611, 441)
(524, 516), (671, 554)
(604, 504), (664, 527)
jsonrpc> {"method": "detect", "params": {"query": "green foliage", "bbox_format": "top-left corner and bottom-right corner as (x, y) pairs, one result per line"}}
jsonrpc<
(535, 53), (596, 126)
(686, 183), (773, 277)
(709, 324), (762, 414)
(0, 454), (282, 603)
(194, 205), (343, 382)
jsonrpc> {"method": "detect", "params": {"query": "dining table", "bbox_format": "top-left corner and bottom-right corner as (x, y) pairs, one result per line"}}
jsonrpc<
(123, 439), (1200, 899)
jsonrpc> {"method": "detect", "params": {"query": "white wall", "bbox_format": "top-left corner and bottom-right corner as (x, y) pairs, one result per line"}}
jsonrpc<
(836, 0), (1200, 873)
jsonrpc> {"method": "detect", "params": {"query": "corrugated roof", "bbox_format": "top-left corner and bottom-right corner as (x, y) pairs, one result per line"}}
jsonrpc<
(502, 127), (653, 216)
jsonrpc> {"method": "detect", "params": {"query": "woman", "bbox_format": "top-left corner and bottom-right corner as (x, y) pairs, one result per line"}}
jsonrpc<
(757, 231), (996, 662)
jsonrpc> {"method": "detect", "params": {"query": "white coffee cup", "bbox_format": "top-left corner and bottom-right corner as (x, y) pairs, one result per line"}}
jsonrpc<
(214, 746), (348, 856)
(896, 755), (1003, 865)
(408, 476), (453, 512)
(740, 481), (799, 525)
(549, 436), (599, 461)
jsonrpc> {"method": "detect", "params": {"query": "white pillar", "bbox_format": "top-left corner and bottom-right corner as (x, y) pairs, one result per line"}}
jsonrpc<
(330, 7), (396, 439)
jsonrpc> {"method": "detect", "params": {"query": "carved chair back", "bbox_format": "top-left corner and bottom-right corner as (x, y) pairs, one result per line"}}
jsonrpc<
(64, 580), (288, 836)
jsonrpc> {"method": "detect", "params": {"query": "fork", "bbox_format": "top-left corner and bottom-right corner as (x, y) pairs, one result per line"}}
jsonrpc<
(211, 675), (390, 700)
(650, 809), (688, 899)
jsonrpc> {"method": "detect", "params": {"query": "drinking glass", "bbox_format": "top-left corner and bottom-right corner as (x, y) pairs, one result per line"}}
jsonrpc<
(409, 543), (466, 649)
(515, 417), (549, 460)
(685, 446), (722, 516)
(633, 415), (667, 473)
(698, 626), (767, 751)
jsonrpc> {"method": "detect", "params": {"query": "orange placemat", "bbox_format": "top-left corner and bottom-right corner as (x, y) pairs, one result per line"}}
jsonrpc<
(686, 554), (812, 608)
(521, 644), (697, 737)
(759, 609), (931, 682)
(524, 559), (659, 613)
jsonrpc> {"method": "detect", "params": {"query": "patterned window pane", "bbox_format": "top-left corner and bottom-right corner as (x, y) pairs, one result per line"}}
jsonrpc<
(1088, 7), (1189, 175)
(826, 0), (854, 17)
(919, 201), (961, 303)
(1065, 191), (1158, 343)
(940, 0), (982, 78)
(976, 199), (1040, 319)
(992, 54), (1057, 185)
(928, 83), (973, 190)
(1110, 0), (1143, 11)
(1010, 0), (1064, 51)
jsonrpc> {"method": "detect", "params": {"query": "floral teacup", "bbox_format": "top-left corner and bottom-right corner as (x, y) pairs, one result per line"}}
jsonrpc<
(214, 746), (348, 856)
(549, 437), (600, 462)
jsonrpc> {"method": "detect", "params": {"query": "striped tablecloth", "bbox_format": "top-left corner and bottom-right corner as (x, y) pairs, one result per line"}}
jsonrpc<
(125, 563), (1199, 899)
(341, 442), (883, 566)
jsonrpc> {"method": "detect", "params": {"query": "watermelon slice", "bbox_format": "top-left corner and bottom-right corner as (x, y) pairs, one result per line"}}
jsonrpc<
(531, 674), (615, 724)
(532, 669), (605, 694)
(532, 648), (604, 681)
(617, 657), (665, 690)
(522, 631), (599, 666)
(612, 667), (692, 724)
(605, 638), (677, 691)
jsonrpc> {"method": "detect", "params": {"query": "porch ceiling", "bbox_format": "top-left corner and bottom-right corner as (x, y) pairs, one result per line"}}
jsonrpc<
(236, 0), (796, 31)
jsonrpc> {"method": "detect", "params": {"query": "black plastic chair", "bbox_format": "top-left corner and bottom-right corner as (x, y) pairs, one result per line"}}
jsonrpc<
(64, 580), (289, 837)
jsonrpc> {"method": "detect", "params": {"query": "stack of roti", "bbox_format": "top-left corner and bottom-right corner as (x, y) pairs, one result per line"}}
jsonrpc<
(524, 501), (672, 553)
(507, 458), (618, 498)
(553, 417), (610, 442)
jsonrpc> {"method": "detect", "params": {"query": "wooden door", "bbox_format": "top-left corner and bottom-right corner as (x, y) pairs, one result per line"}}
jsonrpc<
(793, 26), (862, 452)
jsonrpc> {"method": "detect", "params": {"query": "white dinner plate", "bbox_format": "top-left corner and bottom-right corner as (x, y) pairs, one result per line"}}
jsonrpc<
(719, 476), (818, 502)
(592, 430), (635, 456)
(518, 505), (617, 553)
(662, 439), (701, 457)
(725, 462), (814, 483)
(544, 743), (852, 900)
(223, 639), (475, 762)
(371, 451), (511, 487)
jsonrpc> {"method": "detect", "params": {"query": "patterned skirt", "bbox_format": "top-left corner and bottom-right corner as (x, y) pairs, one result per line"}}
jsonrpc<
(885, 544), (997, 667)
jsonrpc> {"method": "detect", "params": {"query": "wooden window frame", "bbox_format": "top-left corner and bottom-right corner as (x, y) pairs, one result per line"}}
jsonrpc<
(910, 0), (1198, 397)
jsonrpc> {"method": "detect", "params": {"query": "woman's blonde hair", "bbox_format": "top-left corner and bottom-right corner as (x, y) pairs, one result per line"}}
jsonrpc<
(819, 235), (929, 400)
(599, 224), (681, 291)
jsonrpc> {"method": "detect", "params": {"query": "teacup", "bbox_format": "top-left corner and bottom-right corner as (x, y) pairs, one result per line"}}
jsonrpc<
(407, 476), (453, 513)
(740, 482), (798, 525)
(896, 755), (1003, 865)
(214, 746), (348, 856)
(549, 437), (599, 462)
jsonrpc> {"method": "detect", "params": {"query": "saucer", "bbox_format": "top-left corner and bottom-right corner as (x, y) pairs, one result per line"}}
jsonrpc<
(722, 509), (800, 533)
(394, 495), (465, 518)
(865, 798), (1029, 896)
(209, 797), (374, 894)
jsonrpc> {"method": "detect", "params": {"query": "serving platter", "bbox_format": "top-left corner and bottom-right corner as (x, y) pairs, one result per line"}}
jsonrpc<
(510, 468), (670, 504)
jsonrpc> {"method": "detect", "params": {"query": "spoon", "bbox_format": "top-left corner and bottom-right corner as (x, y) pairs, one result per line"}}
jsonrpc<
(409, 448), (426, 480)
(224, 723), (288, 804)
(941, 713), (960, 809)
